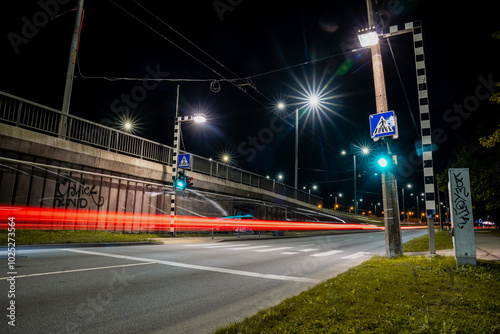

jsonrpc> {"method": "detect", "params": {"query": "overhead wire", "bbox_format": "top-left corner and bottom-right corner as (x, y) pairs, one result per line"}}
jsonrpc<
(377, 12), (421, 141)
(84, 1), (368, 167)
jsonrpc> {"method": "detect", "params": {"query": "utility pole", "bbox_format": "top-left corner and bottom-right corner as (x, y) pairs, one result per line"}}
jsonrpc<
(59, 0), (84, 138)
(366, 0), (402, 258)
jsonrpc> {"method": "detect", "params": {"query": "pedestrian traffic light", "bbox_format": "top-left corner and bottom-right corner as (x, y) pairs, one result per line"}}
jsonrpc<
(174, 170), (193, 191)
(175, 170), (187, 190)
(377, 156), (389, 168)
(186, 176), (194, 189)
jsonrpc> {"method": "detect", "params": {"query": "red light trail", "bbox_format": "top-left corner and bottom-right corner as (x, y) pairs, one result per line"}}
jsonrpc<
(0, 206), (427, 233)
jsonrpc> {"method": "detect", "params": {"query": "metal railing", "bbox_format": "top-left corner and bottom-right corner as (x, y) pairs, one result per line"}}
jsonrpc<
(0, 91), (322, 206)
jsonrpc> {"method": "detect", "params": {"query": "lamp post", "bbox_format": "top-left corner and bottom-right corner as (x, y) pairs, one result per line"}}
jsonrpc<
(277, 96), (321, 190)
(342, 147), (369, 215)
(358, 0), (402, 258)
(401, 183), (412, 222)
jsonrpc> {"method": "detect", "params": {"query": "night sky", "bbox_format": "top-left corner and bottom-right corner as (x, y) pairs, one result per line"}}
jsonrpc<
(1, 0), (499, 211)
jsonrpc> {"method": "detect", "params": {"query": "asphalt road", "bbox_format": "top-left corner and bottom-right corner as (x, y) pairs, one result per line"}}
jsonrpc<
(1, 229), (427, 334)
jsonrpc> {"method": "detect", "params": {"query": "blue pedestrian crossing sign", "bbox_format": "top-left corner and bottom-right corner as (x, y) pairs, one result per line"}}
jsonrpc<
(178, 154), (191, 169)
(369, 111), (398, 140)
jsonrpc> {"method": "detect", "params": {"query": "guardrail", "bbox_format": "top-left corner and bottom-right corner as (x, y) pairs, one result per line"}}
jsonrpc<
(0, 91), (322, 206)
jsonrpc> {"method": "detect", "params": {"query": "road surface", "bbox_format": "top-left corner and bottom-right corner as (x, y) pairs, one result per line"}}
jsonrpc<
(1, 230), (426, 333)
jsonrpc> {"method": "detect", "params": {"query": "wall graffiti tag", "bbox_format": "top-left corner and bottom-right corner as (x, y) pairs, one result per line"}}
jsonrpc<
(448, 168), (476, 266)
(55, 178), (105, 209)
(451, 171), (471, 229)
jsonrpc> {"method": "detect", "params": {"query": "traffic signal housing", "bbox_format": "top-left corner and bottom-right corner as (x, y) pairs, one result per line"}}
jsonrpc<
(375, 152), (396, 170)
(175, 170), (186, 190)
(186, 176), (193, 189)
(174, 170), (193, 191)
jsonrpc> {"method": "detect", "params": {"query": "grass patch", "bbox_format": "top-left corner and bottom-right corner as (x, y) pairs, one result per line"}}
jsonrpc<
(403, 230), (454, 252)
(0, 229), (163, 245)
(216, 256), (500, 334)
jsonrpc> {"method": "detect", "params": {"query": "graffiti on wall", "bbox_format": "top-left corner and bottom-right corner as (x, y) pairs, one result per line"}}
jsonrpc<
(54, 178), (105, 209)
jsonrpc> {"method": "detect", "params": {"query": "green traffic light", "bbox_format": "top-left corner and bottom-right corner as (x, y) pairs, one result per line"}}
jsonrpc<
(378, 157), (388, 168)
(176, 178), (186, 189)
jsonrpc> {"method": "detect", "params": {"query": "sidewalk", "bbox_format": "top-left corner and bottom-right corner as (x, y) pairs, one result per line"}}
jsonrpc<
(407, 230), (500, 262)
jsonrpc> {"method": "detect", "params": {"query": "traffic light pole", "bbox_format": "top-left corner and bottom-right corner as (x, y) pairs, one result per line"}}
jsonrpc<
(366, 0), (403, 258)
(170, 86), (181, 236)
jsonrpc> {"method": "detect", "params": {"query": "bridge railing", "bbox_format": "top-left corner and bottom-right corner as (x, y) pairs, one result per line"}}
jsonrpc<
(0, 91), (322, 206)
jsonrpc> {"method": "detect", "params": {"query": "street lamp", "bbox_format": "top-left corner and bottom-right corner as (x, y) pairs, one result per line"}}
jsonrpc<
(193, 113), (207, 123)
(357, 27), (379, 47)
(277, 96), (324, 190)
(342, 147), (369, 214)
(401, 184), (412, 222)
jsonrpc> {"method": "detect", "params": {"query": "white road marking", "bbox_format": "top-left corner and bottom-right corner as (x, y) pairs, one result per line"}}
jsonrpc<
(344, 239), (353, 241)
(227, 245), (271, 250)
(63, 249), (319, 283)
(204, 244), (250, 249)
(0, 262), (155, 280)
(184, 243), (221, 247)
(299, 244), (316, 247)
(299, 249), (318, 253)
(281, 252), (299, 255)
(253, 247), (293, 253)
(341, 252), (370, 259)
(311, 250), (343, 257)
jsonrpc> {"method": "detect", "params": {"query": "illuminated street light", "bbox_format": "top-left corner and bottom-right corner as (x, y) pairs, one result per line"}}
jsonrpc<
(357, 27), (379, 47)
(277, 98), (325, 190)
(342, 147), (369, 214)
(308, 94), (320, 107)
(193, 113), (207, 123)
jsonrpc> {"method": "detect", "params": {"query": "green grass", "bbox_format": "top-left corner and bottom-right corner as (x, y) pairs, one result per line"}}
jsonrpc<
(215, 256), (500, 334)
(0, 229), (163, 245)
(403, 230), (454, 252)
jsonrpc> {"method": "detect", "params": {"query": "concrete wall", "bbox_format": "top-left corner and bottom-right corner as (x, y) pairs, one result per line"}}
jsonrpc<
(0, 124), (328, 232)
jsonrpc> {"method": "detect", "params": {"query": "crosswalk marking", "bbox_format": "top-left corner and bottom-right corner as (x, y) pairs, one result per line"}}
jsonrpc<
(228, 245), (271, 251)
(341, 252), (370, 259)
(204, 244), (250, 249)
(183, 243), (370, 259)
(254, 247), (293, 253)
(299, 248), (318, 253)
(311, 250), (343, 257)
(184, 243), (221, 247)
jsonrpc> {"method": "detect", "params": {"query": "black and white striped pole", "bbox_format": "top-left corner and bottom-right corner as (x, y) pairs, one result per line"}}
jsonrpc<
(361, 0), (437, 256)
(170, 86), (206, 236)
(381, 21), (437, 254)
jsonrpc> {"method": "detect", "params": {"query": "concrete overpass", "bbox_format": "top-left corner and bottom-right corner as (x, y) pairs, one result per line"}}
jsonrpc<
(0, 91), (337, 232)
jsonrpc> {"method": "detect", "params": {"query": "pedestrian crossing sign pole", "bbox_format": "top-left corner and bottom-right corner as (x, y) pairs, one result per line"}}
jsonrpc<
(369, 110), (398, 140)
